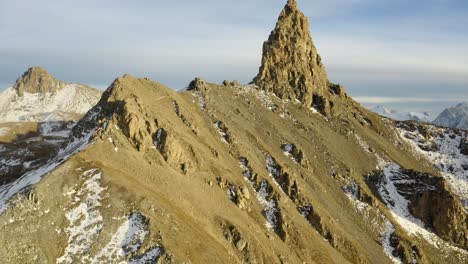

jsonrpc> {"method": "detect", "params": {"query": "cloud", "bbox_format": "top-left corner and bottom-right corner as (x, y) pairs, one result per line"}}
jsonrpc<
(353, 96), (460, 104)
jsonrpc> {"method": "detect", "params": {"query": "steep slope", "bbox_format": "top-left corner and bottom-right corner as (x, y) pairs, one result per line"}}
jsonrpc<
(0, 67), (102, 123)
(0, 1), (467, 264)
(0, 121), (77, 185)
(433, 102), (468, 129)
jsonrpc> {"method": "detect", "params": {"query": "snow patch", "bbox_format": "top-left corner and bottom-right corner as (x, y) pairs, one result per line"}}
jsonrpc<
(191, 90), (206, 110)
(92, 212), (160, 263)
(40, 121), (75, 138)
(239, 157), (280, 230)
(153, 128), (166, 151)
(377, 161), (468, 256)
(381, 221), (402, 264)
(397, 125), (468, 207)
(57, 169), (106, 264)
(256, 179), (279, 229)
(128, 247), (164, 264)
(237, 85), (278, 111)
(343, 179), (402, 263)
(0, 85), (101, 123)
(227, 185), (237, 202)
(213, 121), (230, 144)
(0, 124), (96, 214)
(239, 157), (253, 180)
(266, 155), (281, 180)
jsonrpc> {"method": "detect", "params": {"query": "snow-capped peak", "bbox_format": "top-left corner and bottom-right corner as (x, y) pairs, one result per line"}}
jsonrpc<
(0, 85), (101, 123)
(433, 102), (468, 129)
(0, 67), (102, 123)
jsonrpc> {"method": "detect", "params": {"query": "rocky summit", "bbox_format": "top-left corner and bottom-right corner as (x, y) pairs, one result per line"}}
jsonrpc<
(0, 67), (102, 123)
(253, 0), (343, 116)
(13, 66), (67, 96)
(0, 1), (467, 264)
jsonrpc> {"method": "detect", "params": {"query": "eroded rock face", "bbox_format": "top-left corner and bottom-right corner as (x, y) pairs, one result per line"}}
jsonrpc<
(13, 67), (67, 96)
(376, 167), (468, 250)
(408, 175), (468, 250)
(116, 99), (157, 152)
(187, 78), (207, 91)
(253, 0), (331, 109)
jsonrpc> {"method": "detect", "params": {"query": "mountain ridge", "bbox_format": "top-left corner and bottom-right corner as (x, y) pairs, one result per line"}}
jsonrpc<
(0, 1), (467, 263)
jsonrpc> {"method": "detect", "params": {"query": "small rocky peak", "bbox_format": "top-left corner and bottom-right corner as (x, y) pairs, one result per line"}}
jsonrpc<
(222, 80), (240, 87)
(187, 78), (207, 91)
(13, 66), (67, 96)
(285, 0), (298, 10)
(253, 0), (332, 108)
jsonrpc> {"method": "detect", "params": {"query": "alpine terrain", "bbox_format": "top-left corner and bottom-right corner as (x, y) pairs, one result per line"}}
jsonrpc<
(0, 67), (101, 190)
(0, 1), (467, 263)
(0, 66), (101, 123)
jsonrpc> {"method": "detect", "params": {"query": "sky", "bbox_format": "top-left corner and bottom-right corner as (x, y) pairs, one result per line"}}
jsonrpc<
(1, 0), (467, 114)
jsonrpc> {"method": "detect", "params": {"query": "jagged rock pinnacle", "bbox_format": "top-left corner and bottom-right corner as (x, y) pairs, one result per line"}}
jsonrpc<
(286, 0), (298, 9)
(13, 66), (67, 96)
(253, 0), (334, 110)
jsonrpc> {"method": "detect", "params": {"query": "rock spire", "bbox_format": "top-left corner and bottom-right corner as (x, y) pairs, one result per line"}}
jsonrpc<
(253, 0), (333, 108)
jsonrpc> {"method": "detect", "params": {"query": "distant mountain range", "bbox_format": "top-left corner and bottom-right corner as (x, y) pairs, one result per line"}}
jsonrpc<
(368, 103), (468, 130)
(368, 105), (435, 123)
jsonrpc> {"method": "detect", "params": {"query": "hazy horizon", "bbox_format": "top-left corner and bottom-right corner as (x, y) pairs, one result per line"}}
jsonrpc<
(1, 0), (467, 114)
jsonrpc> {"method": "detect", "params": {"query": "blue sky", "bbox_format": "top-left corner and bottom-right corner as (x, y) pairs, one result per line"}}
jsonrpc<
(1, 0), (467, 113)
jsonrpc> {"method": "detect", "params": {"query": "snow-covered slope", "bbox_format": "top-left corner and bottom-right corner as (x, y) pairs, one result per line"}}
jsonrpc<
(433, 102), (468, 129)
(0, 85), (101, 123)
(368, 105), (434, 122)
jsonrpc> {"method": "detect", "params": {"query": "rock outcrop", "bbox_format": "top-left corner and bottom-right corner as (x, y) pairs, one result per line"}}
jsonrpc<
(386, 169), (468, 250)
(13, 67), (67, 96)
(253, 0), (344, 114)
(459, 137), (468, 155)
